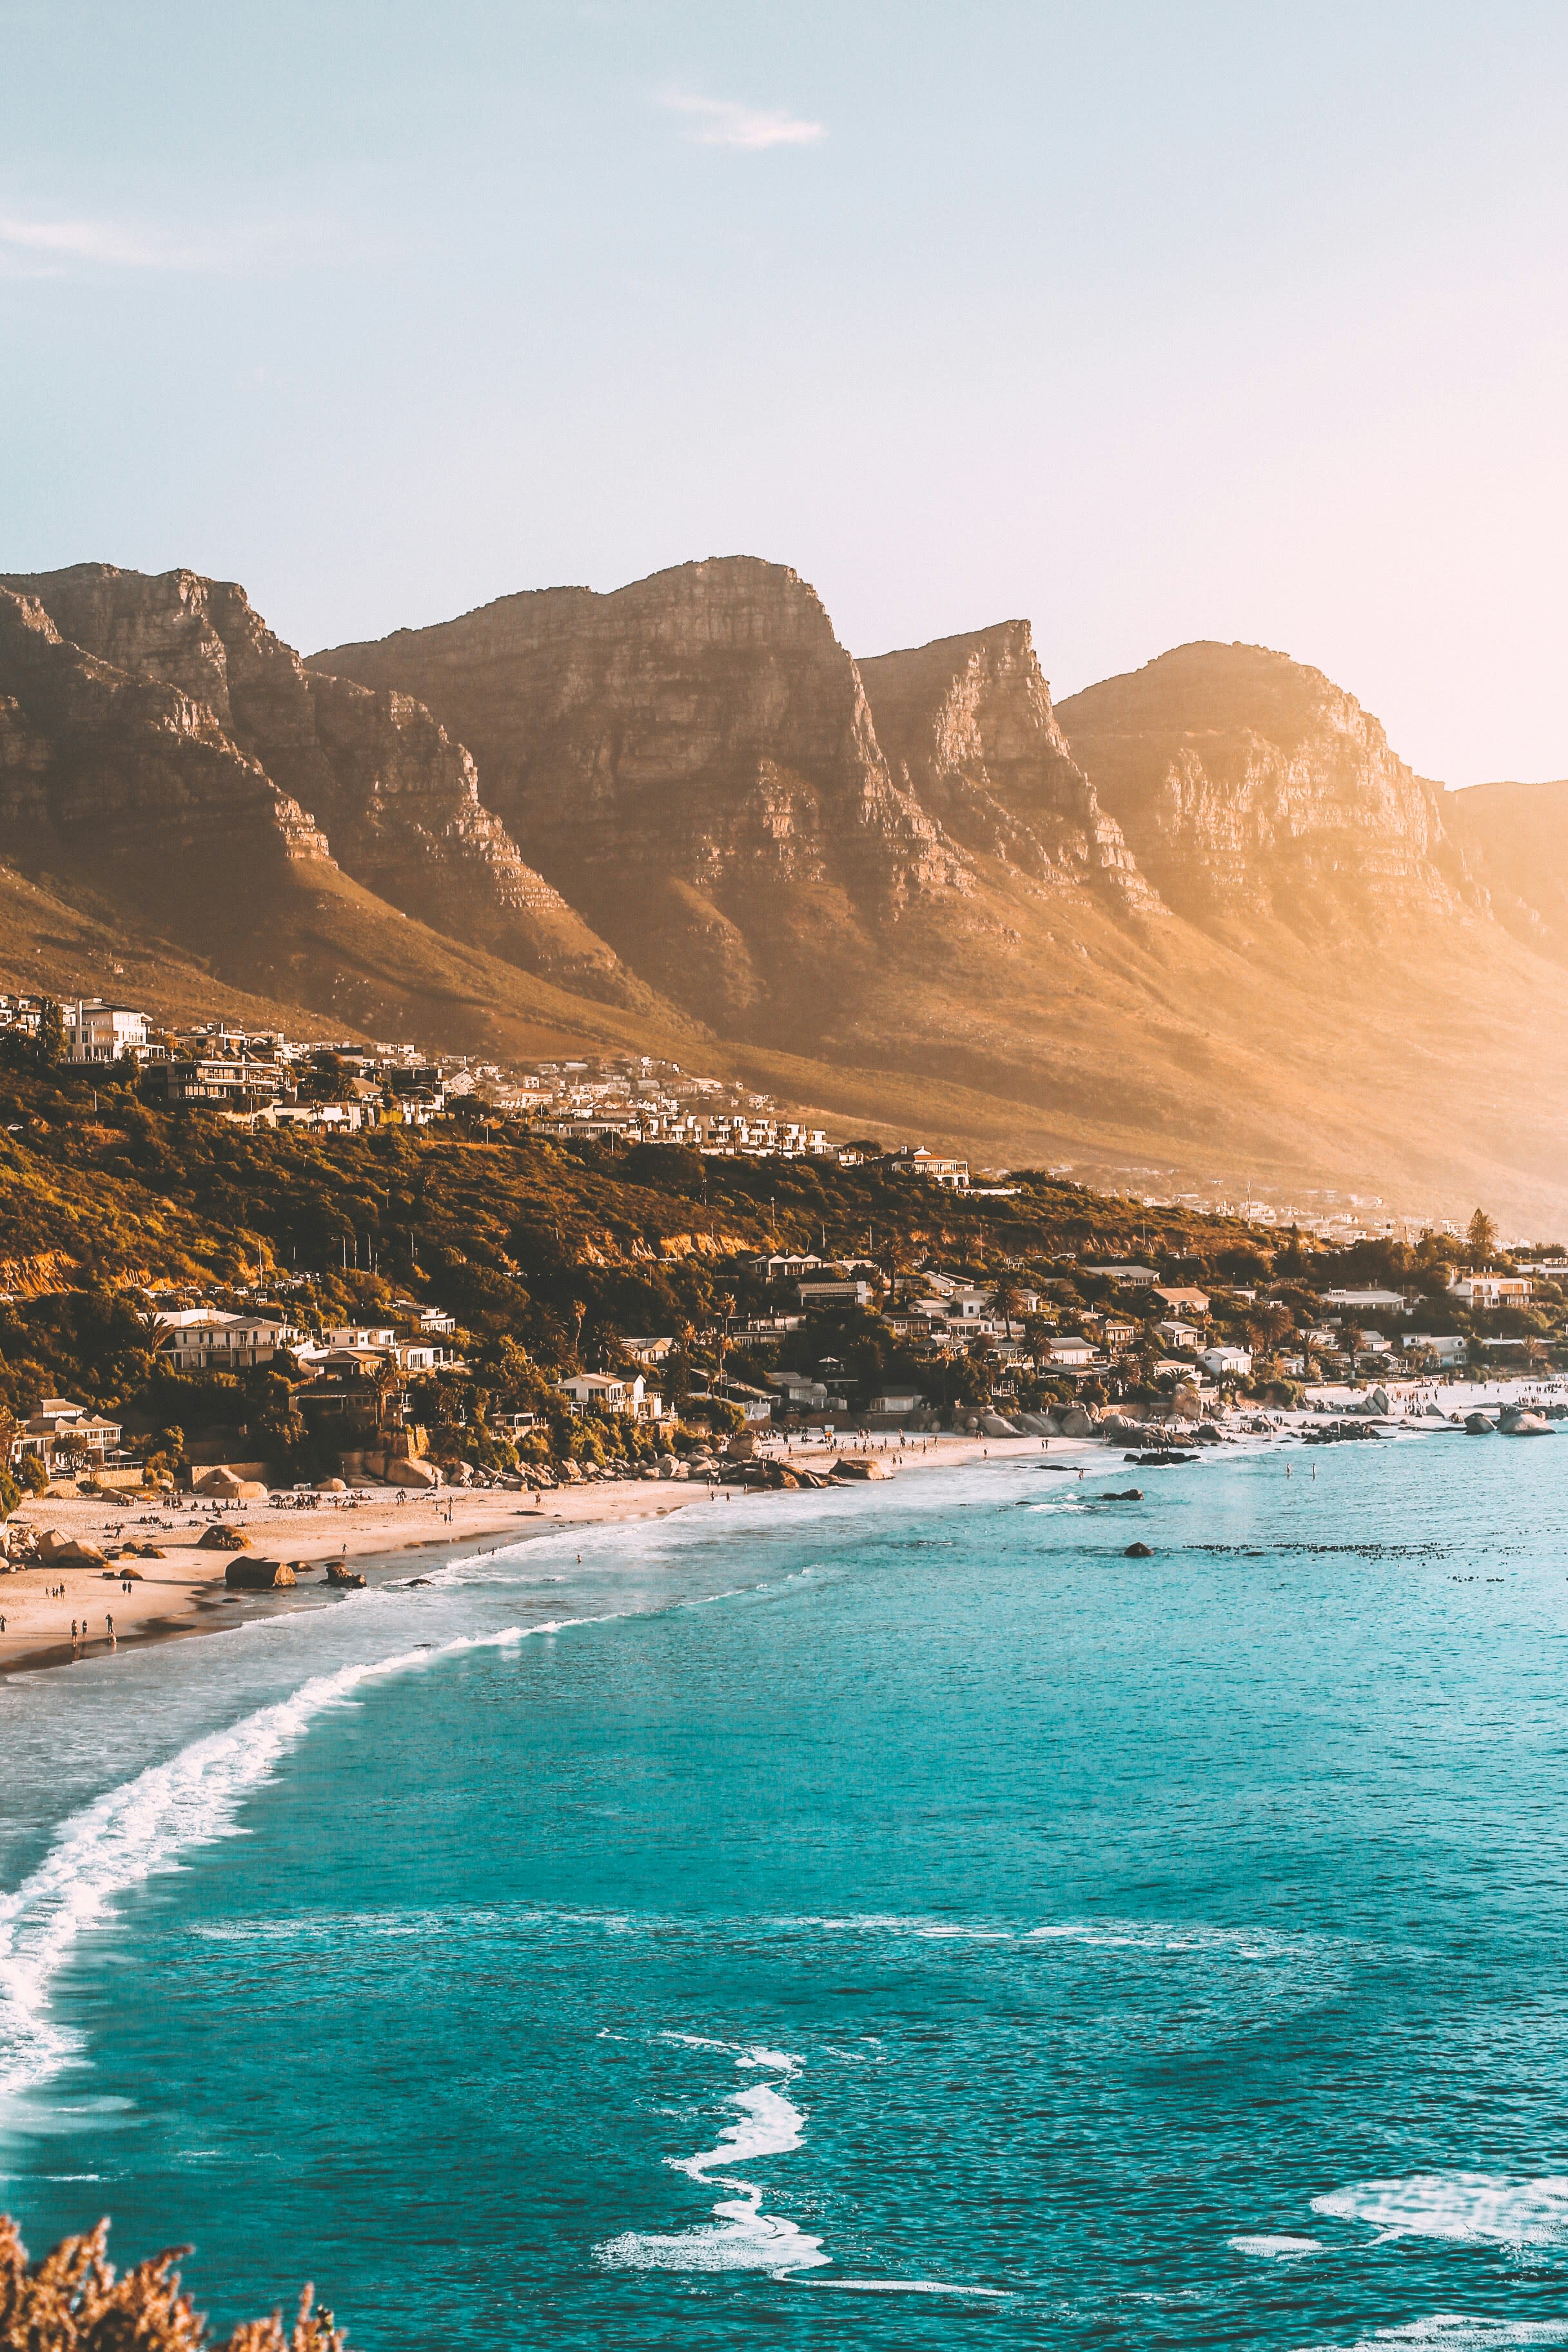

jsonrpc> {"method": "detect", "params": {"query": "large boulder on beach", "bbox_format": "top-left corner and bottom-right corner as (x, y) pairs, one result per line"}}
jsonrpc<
(36, 1531), (110, 1565)
(1059, 1406), (1098, 1438)
(197, 1524), (253, 1550)
(195, 1469), (268, 1500)
(979, 1413), (1022, 1437)
(384, 1455), (441, 1488)
(224, 1558), (296, 1589)
(833, 1455), (892, 1480)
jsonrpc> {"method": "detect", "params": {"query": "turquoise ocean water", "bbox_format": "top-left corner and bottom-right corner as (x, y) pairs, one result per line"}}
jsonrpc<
(4, 1436), (1568, 2348)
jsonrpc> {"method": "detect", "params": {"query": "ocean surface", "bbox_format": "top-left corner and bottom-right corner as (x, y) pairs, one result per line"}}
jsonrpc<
(4, 1435), (1568, 2349)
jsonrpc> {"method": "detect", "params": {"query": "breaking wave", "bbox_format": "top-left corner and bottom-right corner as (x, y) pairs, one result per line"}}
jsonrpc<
(0, 1621), (587, 2104)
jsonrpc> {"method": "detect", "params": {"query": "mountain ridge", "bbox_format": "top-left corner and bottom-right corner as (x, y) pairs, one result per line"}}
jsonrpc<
(5, 548), (1568, 1223)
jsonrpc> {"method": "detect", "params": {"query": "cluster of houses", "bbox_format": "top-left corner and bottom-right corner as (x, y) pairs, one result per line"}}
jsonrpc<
(0, 999), (986, 1177)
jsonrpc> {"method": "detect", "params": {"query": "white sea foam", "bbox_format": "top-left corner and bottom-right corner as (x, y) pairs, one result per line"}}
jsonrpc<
(1304, 2320), (1568, 2349)
(597, 2193), (827, 2273)
(1228, 2233), (1323, 2257)
(1313, 2173), (1568, 2245)
(0, 1620), (585, 2105)
(596, 2039), (828, 2274)
(792, 2278), (1012, 2296)
(670, 2083), (806, 2179)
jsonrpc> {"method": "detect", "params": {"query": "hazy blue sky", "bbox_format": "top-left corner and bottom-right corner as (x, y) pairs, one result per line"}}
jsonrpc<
(3, 1), (1565, 783)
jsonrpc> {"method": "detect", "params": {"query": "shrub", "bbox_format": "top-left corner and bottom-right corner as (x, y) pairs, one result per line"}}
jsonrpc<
(0, 2214), (341, 2351)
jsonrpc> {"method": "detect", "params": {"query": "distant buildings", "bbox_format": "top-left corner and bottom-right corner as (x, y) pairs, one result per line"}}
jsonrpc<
(1447, 1270), (1534, 1309)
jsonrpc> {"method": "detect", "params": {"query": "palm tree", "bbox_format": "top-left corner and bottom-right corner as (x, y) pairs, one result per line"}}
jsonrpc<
(1467, 1207), (1497, 1269)
(369, 1355), (402, 1433)
(989, 1277), (1023, 1338)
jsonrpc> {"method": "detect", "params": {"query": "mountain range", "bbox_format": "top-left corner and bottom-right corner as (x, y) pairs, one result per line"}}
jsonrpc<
(2, 553), (1565, 1227)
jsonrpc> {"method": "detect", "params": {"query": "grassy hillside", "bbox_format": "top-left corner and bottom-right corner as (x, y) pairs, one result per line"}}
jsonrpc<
(1, 1059), (1538, 1492)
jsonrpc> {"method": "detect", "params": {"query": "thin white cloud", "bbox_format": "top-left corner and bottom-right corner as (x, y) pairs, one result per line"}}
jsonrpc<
(0, 213), (204, 269)
(661, 93), (826, 151)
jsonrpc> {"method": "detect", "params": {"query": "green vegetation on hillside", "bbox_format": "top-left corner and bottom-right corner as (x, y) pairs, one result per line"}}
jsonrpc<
(0, 1061), (1554, 1484)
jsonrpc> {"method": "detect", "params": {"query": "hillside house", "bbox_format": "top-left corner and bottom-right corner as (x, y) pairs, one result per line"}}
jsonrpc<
(1153, 1286), (1211, 1316)
(1157, 1319), (1202, 1349)
(11, 1397), (123, 1466)
(556, 1371), (664, 1421)
(63, 999), (151, 1064)
(155, 1311), (304, 1371)
(1447, 1271), (1534, 1309)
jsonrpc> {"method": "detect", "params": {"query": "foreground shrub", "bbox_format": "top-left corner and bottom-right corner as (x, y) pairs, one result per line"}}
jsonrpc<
(0, 2215), (342, 2351)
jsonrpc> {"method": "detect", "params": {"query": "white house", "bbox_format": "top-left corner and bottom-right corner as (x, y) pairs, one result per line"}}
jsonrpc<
(798, 1279), (876, 1309)
(1323, 1288), (1411, 1312)
(886, 1146), (971, 1190)
(556, 1371), (663, 1422)
(155, 1311), (304, 1370)
(1044, 1337), (1095, 1367)
(1200, 1345), (1253, 1377)
(1400, 1333), (1467, 1364)
(11, 1396), (123, 1464)
(63, 999), (150, 1064)
(1447, 1271), (1534, 1309)
(1157, 1319), (1202, 1349)
(1084, 1264), (1158, 1287)
(620, 1335), (674, 1364)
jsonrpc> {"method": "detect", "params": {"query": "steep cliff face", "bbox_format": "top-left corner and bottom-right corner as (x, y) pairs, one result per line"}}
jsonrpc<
(1445, 780), (1568, 966)
(1057, 642), (1476, 937)
(314, 557), (974, 1033)
(858, 622), (1161, 912)
(3, 564), (636, 1005)
(0, 587), (333, 910)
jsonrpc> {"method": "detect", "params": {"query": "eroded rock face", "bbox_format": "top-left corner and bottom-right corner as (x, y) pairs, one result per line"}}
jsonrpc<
(315, 556), (974, 1032)
(0, 587), (333, 926)
(3, 564), (634, 1004)
(858, 622), (1161, 912)
(1057, 640), (1478, 936)
(1444, 779), (1568, 967)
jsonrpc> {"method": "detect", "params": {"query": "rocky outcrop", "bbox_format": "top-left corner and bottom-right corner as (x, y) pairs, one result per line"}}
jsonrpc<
(1057, 641), (1478, 936)
(1444, 779), (1568, 967)
(0, 587), (335, 930)
(314, 557), (974, 1033)
(4, 565), (636, 1005)
(858, 622), (1161, 911)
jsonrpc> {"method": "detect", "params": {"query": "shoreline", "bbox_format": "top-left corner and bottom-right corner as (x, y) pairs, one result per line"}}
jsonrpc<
(3, 1375), (1558, 1682)
(0, 1431), (1083, 1681)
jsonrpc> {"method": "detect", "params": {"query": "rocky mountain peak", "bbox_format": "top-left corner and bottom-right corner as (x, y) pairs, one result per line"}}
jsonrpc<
(315, 556), (974, 1035)
(5, 564), (636, 1006)
(857, 620), (1161, 911)
(1057, 639), (1478, 935)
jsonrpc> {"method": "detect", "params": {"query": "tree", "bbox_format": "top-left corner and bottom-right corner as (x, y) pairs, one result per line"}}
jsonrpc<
(989, 1278), (1023, 1338)
(32, 999), (64, 1073)
(0, 1404), (18, 1518)
(1467, 1208), (1497, 1269)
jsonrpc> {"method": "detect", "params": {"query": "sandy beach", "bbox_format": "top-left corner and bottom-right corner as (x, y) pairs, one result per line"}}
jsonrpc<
(0, 1431), (1077, 1679)
(4, 1377), (1558, 1680)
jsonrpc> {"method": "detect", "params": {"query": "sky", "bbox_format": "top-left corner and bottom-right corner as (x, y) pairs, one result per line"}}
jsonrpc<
(3, 0), (1566, 785)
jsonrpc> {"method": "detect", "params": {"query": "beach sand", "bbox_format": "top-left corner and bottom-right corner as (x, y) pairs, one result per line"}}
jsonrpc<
(0, 1432), (1075, 1678)
(13, 1373), (1553, 1680)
